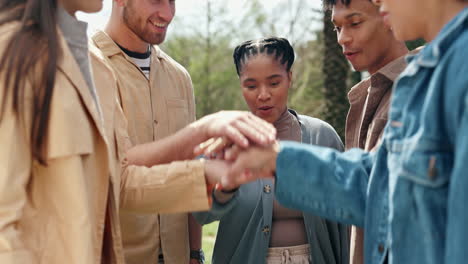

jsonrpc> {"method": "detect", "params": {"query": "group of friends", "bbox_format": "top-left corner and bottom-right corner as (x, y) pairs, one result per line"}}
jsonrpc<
(0, 0), (467, 264)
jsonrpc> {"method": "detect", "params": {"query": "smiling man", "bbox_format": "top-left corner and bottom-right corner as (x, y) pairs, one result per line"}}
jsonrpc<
(91, 1), (203, 264)
(325, 0), (409, 263)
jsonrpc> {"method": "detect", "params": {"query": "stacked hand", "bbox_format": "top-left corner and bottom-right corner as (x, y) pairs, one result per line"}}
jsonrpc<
(200, 136), (280, 191)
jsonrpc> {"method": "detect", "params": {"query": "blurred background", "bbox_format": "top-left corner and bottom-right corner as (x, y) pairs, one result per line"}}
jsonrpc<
(78, 1), (423, 262)
(79, 0), (356, 141)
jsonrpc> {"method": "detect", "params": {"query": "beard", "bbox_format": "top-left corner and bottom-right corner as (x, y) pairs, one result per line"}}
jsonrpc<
(122, 4), (167, 45)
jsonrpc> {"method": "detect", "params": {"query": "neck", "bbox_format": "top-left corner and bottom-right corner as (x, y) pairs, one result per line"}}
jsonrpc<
(368, 40), (408, 75)
(58, 1), (77, 17)
(105, 11), (150, 53)
(424, 3), (467, 41)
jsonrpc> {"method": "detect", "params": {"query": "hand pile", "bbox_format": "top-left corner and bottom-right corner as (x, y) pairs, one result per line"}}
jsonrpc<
(192, 111), (280, 191)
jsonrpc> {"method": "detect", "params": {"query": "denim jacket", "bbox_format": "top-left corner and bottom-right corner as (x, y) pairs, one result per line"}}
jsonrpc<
(194, 112), (349, 264)
(274, 7), (468, 264)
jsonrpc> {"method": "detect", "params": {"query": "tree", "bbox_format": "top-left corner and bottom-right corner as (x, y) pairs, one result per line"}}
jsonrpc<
(321, 10), (350, 140)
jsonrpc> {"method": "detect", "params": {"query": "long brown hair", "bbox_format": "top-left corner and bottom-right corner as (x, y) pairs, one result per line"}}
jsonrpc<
(0, 0), (61, 164)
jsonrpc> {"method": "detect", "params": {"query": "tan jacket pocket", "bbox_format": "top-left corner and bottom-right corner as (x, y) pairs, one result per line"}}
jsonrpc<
(165, 98), (189, 132)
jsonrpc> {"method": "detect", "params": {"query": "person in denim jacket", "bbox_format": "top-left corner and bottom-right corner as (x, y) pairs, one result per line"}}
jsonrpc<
(195, 37), (349, 264)
(206, 1), (468, 264)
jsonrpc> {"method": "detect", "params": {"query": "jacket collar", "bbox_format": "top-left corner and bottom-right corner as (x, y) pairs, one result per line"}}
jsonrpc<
(92, 30), (164, 60)
(409, 7), (468, 68)
(56, 28), (107, 140)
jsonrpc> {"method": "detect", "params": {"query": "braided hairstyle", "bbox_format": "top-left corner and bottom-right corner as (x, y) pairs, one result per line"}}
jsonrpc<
(233, 37), (295, 76)
(322, 0), (371, 10)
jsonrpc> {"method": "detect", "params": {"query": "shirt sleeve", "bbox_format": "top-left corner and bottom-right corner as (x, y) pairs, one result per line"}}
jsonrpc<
(275, 141), (375, 227)
(120, 159), (211, 215)
(0, 91), (35, 263)
(192, 190), (240, 225)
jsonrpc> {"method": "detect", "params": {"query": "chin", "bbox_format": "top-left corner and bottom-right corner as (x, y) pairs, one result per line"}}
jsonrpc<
(350, 63), (366, 73)
(145, 34), (166, 45)
(394, 30), (421, 42)
(82, 2), (103, 13)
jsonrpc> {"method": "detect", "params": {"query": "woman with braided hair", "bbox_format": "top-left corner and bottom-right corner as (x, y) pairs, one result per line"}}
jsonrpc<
(194, 37), (349, 264)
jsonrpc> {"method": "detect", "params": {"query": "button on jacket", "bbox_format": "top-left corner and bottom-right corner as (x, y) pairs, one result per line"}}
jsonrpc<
(273, 7), (468, 264)
(0, 22), (209, 264)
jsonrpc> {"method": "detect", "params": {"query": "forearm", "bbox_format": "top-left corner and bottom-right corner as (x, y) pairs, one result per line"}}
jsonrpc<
(275, 142), (373, 226)
(188, 214), (202, 250)
(126, 124), (205, 167)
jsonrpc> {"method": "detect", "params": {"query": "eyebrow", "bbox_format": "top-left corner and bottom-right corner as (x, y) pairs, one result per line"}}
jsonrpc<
(243, 78), (257, 83)
(332, 12), (362, 24)
(267, 74), (283, 80)
(346, 13), (362, 19)
(243, 74), (283, 83)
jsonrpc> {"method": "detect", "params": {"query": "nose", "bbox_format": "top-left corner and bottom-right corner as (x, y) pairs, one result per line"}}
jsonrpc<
(157, 0), (175, 22)
(258, 86), (271, 101)
(372, 0), (382, 6)
(337, 28), (352, 46)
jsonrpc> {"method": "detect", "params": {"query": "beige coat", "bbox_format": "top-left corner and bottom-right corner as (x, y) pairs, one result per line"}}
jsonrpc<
(0, 23), (209, 264)
(92, 30), (197, 264)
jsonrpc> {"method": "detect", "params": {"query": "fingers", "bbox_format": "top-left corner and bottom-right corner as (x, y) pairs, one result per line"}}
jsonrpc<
(204, 111), (276, 149)
(205, 137), (231, 156)
(194, 138), (216, 156)
(224, 125), (250, 148)
(194, 137), (231, 157)
(245, 113), (277, 141)
(230, 114), (276, 146)
(224, 144), (241, 161)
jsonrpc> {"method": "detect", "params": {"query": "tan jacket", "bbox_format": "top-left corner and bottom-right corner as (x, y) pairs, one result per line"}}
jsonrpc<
(0, 23), (209, 264)
(91, 30), (196, 264)
(345, 56), (408, 264)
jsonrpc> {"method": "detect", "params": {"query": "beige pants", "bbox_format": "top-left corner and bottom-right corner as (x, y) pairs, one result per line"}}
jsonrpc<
(266, 244), (311, 264)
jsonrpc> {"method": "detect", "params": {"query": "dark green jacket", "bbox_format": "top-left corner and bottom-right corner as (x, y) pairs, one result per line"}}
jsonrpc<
(194, 111), (349, 264)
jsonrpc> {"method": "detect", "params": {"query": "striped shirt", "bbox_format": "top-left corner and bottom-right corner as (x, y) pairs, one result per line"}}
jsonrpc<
(118, 44), (151, 79)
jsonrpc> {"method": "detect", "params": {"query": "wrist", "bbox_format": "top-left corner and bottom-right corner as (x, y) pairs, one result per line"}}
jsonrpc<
(269, 140), (280, 172)
(190, 249), (205, 264)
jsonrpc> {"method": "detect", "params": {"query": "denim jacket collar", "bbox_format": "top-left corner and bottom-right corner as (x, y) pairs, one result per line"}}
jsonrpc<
(408, 7), (468, 68)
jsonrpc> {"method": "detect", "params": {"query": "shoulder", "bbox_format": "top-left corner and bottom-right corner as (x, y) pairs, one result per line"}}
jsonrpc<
(297, 113), (344, 151)
(297, 114), (338, 138)
(153, 46), (191, 80)
(89, 44), (117, 80)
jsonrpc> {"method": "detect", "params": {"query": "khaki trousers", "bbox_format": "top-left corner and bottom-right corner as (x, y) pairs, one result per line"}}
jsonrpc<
(266, 244), (310, 264)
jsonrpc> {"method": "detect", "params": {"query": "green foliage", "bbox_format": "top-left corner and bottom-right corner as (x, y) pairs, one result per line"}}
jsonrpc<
(406, 38), (426, 51)
(163, 0), (350, 139)
(163, 0), (327, 120)
(202, 222), (219, 264)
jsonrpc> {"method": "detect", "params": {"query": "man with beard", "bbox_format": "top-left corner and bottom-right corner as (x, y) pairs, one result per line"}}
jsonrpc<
(92, 1), (203, 263)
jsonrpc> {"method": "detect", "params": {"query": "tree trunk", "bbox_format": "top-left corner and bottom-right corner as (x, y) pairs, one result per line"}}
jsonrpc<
(321, 10), (349, 141)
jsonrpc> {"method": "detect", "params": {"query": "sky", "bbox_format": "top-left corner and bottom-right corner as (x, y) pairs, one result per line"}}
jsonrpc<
(77, 0), (323, 40)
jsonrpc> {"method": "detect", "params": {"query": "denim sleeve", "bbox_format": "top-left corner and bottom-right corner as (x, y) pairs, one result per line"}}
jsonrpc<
(192, 191), (239, 225)
(444, 84), (468, 263)
(275, 141), (374, 227)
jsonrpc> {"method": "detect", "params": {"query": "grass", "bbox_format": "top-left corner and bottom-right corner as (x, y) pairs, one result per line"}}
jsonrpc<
(202, 221), (219, 264)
